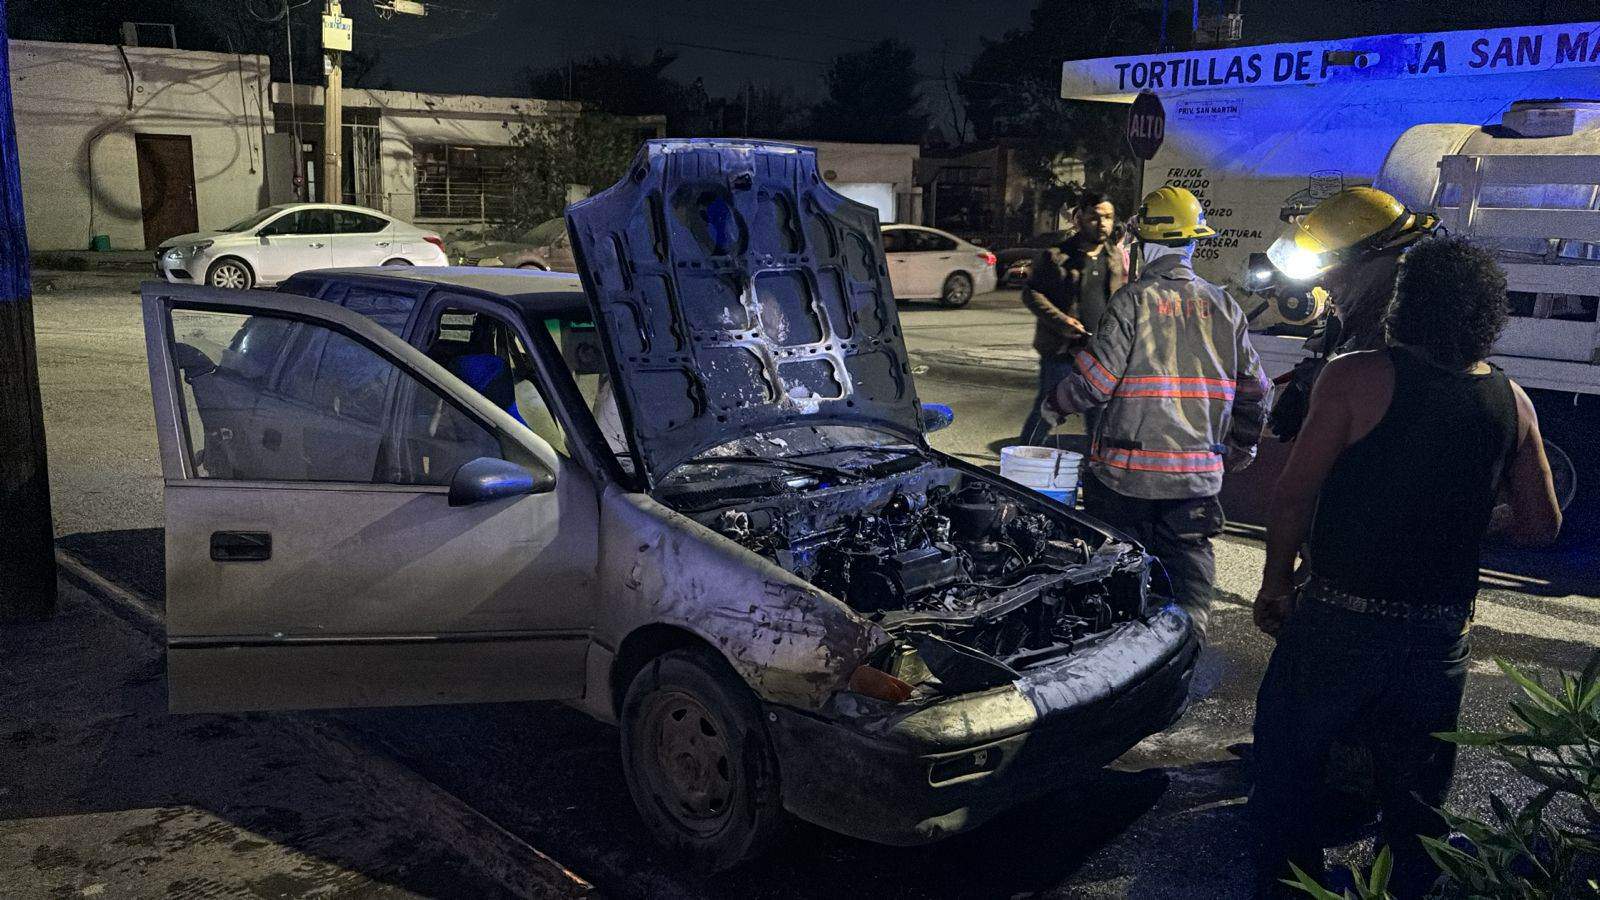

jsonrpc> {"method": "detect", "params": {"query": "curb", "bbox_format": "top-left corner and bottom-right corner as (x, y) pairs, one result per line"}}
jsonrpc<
(53, 547), (597, 899)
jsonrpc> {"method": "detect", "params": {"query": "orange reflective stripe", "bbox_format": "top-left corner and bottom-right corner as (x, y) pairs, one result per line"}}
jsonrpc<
(1092, 446), (1223, 473)
(1073, 350), (1116, 393)
(1122, 374), (1235, 387)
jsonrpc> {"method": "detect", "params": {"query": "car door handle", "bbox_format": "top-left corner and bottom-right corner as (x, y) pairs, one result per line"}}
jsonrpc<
(936, 255), (952, 260)
(211, 531), (271, 562)
(309, 242), (326, 249)
(375, 241), (390, 247)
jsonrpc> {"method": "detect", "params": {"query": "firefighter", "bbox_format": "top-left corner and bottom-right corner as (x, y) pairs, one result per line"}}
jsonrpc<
(1041, 186), (1273, 639)
(1266, 187), (1438, 439)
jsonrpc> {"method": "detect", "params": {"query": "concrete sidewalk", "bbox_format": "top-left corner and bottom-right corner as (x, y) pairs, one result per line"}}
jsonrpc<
(0, 575), (594, 899)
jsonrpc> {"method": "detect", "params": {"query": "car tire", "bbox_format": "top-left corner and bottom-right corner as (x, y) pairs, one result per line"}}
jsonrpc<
(516, 261), (549, 271)
(205, 257), (254, 290)
(939, 272), (974, 308)
(381, 258), (413, 267)
(620, 646), (784, 871)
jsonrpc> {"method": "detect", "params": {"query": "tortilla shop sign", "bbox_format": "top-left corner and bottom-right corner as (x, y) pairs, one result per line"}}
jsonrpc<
(1062, 20), (1600, 100)
(1127, 91), (1165, 160)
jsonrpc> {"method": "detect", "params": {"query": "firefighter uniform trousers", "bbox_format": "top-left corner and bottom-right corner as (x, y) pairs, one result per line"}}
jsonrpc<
(1046, 253), (1272, 638)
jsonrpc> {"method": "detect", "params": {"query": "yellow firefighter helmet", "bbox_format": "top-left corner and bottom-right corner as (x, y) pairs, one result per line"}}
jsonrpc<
(1268, 186), (1437, 281)
(1134, 186), (1217, 243)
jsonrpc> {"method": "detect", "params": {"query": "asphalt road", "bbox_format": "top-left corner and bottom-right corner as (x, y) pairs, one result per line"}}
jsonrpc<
(27, 273), (1600, 898)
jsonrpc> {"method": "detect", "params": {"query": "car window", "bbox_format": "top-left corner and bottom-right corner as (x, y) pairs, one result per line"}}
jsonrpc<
(254, 212), (296, 237)
(260, 209), (335, 237)
(423, 303), (571, 455)
(881, 229), (907, 253)
(297, 209), (334, 235)
(168, 308), (500, 485)
(338, 285), (416, 336)
(334, 210), (389, 234)
(901, 230), (933, 252)
(909, 230), (957, 252)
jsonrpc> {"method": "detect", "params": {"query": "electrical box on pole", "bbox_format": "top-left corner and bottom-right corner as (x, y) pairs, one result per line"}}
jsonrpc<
(0, 0), (57, 619)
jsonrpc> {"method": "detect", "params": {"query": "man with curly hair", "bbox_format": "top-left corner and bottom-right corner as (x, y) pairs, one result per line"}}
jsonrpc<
(1248, 236), (1563, 898)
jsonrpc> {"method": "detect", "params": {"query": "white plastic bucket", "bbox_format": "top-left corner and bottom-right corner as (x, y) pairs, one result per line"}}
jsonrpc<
(999, 445), (1084, 506)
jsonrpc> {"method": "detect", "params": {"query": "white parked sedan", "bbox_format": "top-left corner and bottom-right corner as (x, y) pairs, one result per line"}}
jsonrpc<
(881, 224), (997, 308)
(155, 203), (449, 289)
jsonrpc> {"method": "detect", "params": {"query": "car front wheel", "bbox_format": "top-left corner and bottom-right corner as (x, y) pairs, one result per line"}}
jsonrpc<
(620, 646), (784, 871)
(940, 272), (974, 308)
(205, 258), (253, 290)
(381, 257), (413, 267)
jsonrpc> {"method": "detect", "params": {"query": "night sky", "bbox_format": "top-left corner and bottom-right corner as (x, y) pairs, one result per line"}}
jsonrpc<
(359, 0), (1030, 100)
(351, 0), (1596, 102)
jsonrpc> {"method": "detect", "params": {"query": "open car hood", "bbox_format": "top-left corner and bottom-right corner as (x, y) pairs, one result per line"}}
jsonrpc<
(566, 140), (924, 485)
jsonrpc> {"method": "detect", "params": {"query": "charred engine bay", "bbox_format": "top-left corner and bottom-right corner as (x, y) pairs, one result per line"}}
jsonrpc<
(672, 465), (1151, 693)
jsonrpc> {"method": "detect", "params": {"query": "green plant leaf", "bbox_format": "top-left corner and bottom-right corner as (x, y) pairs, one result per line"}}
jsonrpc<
(1283, 864), (1345, 900)
(1367, 845), (1393, 894)
(1499, 657), (1564, 711)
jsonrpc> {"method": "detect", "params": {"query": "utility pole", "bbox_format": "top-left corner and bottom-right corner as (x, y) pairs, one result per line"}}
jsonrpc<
(0, 0), (56, 619)
(321, 0), (351, 203)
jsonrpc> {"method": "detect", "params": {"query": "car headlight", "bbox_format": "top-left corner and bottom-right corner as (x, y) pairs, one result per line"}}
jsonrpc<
(170, 240), (213, 258)
(478, 256), (502, 267)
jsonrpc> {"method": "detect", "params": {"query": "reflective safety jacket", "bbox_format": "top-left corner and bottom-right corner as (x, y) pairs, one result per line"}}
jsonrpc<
(1046, 253), (1273, 501)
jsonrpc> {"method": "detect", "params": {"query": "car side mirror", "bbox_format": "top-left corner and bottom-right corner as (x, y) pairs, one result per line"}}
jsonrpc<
(259, 234), (271, 245)
(447, 456), (554, 506)
(920, 402), (954, 433)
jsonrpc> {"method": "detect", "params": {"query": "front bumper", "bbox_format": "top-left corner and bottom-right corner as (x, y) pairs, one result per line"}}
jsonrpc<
(766, 606), (1198, 845)
(154, 251), (202, 283)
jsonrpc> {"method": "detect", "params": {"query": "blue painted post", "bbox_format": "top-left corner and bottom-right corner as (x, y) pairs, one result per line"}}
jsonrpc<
(0, 0), (57, 619)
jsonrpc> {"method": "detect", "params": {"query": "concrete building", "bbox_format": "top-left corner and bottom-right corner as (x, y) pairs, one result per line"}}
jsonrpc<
(916, 143), (1085, 245)
(6, 39), (918, 251)
(803, 141), (922, 225)
(7, 39), (274, 251)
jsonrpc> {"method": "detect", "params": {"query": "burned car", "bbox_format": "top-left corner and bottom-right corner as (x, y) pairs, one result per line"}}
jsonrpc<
(140, 139), (1197, 870)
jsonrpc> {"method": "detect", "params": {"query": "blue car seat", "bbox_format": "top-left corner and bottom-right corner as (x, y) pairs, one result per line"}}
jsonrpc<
(448, 354), (525, 425)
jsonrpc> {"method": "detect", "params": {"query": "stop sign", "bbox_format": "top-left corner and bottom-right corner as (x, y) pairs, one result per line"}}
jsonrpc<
(1127, 91), (1166, 160)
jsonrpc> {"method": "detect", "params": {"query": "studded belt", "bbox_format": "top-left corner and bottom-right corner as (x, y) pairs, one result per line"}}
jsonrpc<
(1301, 575), (1474, 624)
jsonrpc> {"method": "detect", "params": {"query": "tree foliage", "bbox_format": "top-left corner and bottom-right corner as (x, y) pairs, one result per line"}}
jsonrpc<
(956, 0), (1168, 218)
(502, 114), (639, 232)
(810, 39), (927, 144)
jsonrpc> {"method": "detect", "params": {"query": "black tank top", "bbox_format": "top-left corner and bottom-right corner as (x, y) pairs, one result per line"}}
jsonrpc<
(1308, 347), (1518, 606)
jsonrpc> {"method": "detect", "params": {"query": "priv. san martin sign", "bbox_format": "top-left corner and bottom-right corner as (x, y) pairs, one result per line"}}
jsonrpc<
(1062, 21), (1600, 101)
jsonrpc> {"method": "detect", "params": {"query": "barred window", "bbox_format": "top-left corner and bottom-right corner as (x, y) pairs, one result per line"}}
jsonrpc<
(415, 143), (514, 220)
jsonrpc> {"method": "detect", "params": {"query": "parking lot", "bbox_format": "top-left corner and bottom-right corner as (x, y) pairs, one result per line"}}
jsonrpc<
(9, 272), (1600, 898)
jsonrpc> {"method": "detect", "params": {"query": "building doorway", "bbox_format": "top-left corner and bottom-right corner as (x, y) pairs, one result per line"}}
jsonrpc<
(135, 133), (199, 248)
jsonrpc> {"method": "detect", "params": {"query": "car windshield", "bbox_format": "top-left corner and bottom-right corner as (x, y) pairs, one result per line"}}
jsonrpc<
(524, 218), (566, 245)
(220, 206), (290, 233)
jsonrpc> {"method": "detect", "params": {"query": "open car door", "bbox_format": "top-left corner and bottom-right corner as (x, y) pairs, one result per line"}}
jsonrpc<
(142, 283), (597, 712)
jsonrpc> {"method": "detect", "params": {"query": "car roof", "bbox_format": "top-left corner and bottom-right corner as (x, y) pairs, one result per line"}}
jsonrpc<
(881, 223), (961, 239)
(294, 266), (591, 320)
